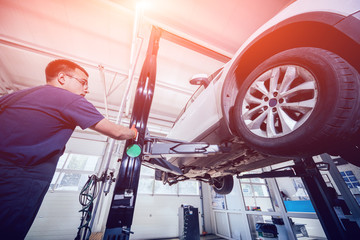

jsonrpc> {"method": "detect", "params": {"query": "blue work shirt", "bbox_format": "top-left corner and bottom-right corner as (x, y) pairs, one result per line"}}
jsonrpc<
(0, 85), (104, 179)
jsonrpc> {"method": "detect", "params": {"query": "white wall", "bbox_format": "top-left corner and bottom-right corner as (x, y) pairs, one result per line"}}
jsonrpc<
(131, 194), (202, 239)
(201, 182), (216, 234)
(26, 192), (81, 240)
(26, 183), (204, 240)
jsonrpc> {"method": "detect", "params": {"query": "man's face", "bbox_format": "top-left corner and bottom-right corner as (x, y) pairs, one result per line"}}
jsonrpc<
(61, 68), (89, 96)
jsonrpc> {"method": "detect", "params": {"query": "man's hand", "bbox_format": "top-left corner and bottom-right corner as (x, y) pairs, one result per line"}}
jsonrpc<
(131, 124), (138, 140)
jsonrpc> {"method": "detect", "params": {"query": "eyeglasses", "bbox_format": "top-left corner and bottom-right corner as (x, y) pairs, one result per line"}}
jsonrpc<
(65, 74), (88, 87)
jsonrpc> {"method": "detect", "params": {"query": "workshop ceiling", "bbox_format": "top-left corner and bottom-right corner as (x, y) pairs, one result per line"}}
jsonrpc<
(0, 0), (291, 135)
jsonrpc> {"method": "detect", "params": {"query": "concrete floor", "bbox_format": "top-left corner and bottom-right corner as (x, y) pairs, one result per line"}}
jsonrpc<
(90, 233), (226, 240)
(151, 235), (226, 240)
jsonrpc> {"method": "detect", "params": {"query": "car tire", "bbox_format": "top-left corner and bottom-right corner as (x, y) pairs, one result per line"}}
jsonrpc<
(337, 144), (360, 167)
(212, 175), (234, 195)
(233, 47), (360, 157)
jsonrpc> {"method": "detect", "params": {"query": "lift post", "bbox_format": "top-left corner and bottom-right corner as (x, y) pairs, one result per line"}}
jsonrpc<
(238, 156), (351, 239)
(102, 26), (162, 240)
(293, 157), (348, 240)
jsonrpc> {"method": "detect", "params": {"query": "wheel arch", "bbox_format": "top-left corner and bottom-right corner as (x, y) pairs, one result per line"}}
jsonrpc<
(222, 12), (360, 134)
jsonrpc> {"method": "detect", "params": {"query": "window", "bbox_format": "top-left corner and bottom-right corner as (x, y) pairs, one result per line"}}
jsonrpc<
(174, 85), (205, 124)
(154, 180), (178, 194)
(178, 180), (199, 195)
(50, 153), (101, 192)
(240, 173), (274, 212)
(208, 67), (223, 83)
(137, 165), (200, 196)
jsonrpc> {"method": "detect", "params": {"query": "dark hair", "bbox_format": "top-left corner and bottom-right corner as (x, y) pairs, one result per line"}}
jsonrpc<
(45, 59), (89, 82)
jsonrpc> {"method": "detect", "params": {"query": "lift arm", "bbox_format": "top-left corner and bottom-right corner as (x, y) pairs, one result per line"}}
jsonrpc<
(142, 136), (222, 160)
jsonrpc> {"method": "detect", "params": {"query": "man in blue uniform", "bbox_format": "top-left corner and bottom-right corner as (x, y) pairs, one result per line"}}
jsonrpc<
(0, 59), (137, 239)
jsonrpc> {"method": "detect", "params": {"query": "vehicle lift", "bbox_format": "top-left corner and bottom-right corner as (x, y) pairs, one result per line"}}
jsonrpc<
(100, 27), (222, 240)
(80, 26), (359, 240)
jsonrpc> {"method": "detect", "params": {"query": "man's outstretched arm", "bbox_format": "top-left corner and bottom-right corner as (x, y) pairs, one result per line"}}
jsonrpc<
(90, 118), (137, 140)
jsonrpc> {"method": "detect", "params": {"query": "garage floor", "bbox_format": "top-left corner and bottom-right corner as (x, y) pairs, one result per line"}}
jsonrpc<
(90, 233), (226, 240)
(152, 235), (226, 240)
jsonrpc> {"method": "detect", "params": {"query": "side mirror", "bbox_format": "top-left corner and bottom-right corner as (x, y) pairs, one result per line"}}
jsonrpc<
(189, 74), (210, 87)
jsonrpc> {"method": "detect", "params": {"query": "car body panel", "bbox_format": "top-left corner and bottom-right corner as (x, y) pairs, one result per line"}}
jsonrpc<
(167, 69), (224, 141)
(164, 0), (360, 181)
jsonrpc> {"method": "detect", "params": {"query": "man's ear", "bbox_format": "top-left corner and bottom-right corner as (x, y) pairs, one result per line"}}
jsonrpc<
(57, 72), (66, 85)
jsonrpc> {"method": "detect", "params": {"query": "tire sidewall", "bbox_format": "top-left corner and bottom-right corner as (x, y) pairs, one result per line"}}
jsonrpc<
(213, 175), (234, 195)
(234, 48), (344, 156)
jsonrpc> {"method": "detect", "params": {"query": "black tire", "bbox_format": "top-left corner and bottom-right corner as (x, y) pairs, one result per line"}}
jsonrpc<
(338, 144), (360, 167)
(233, 47), (360, 157)
(212, 175), (234, 195)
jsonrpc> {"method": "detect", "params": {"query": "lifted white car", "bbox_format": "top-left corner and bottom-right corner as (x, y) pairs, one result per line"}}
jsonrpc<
(159, 0), (360, 194)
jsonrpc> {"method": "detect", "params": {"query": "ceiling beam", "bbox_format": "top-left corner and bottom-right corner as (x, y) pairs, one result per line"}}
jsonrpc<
(160, 28), (231, 63)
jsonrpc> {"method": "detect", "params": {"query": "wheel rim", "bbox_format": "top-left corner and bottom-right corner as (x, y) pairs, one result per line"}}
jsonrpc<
(213, 177), (224, 189)
(241, 65), (318, 138)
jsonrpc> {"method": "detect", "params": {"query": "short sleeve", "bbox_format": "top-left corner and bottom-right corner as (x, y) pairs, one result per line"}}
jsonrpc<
(63, 97), (105, 129)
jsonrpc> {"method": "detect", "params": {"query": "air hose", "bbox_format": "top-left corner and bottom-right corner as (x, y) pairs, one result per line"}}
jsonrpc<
(74, 174), (102, 240)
